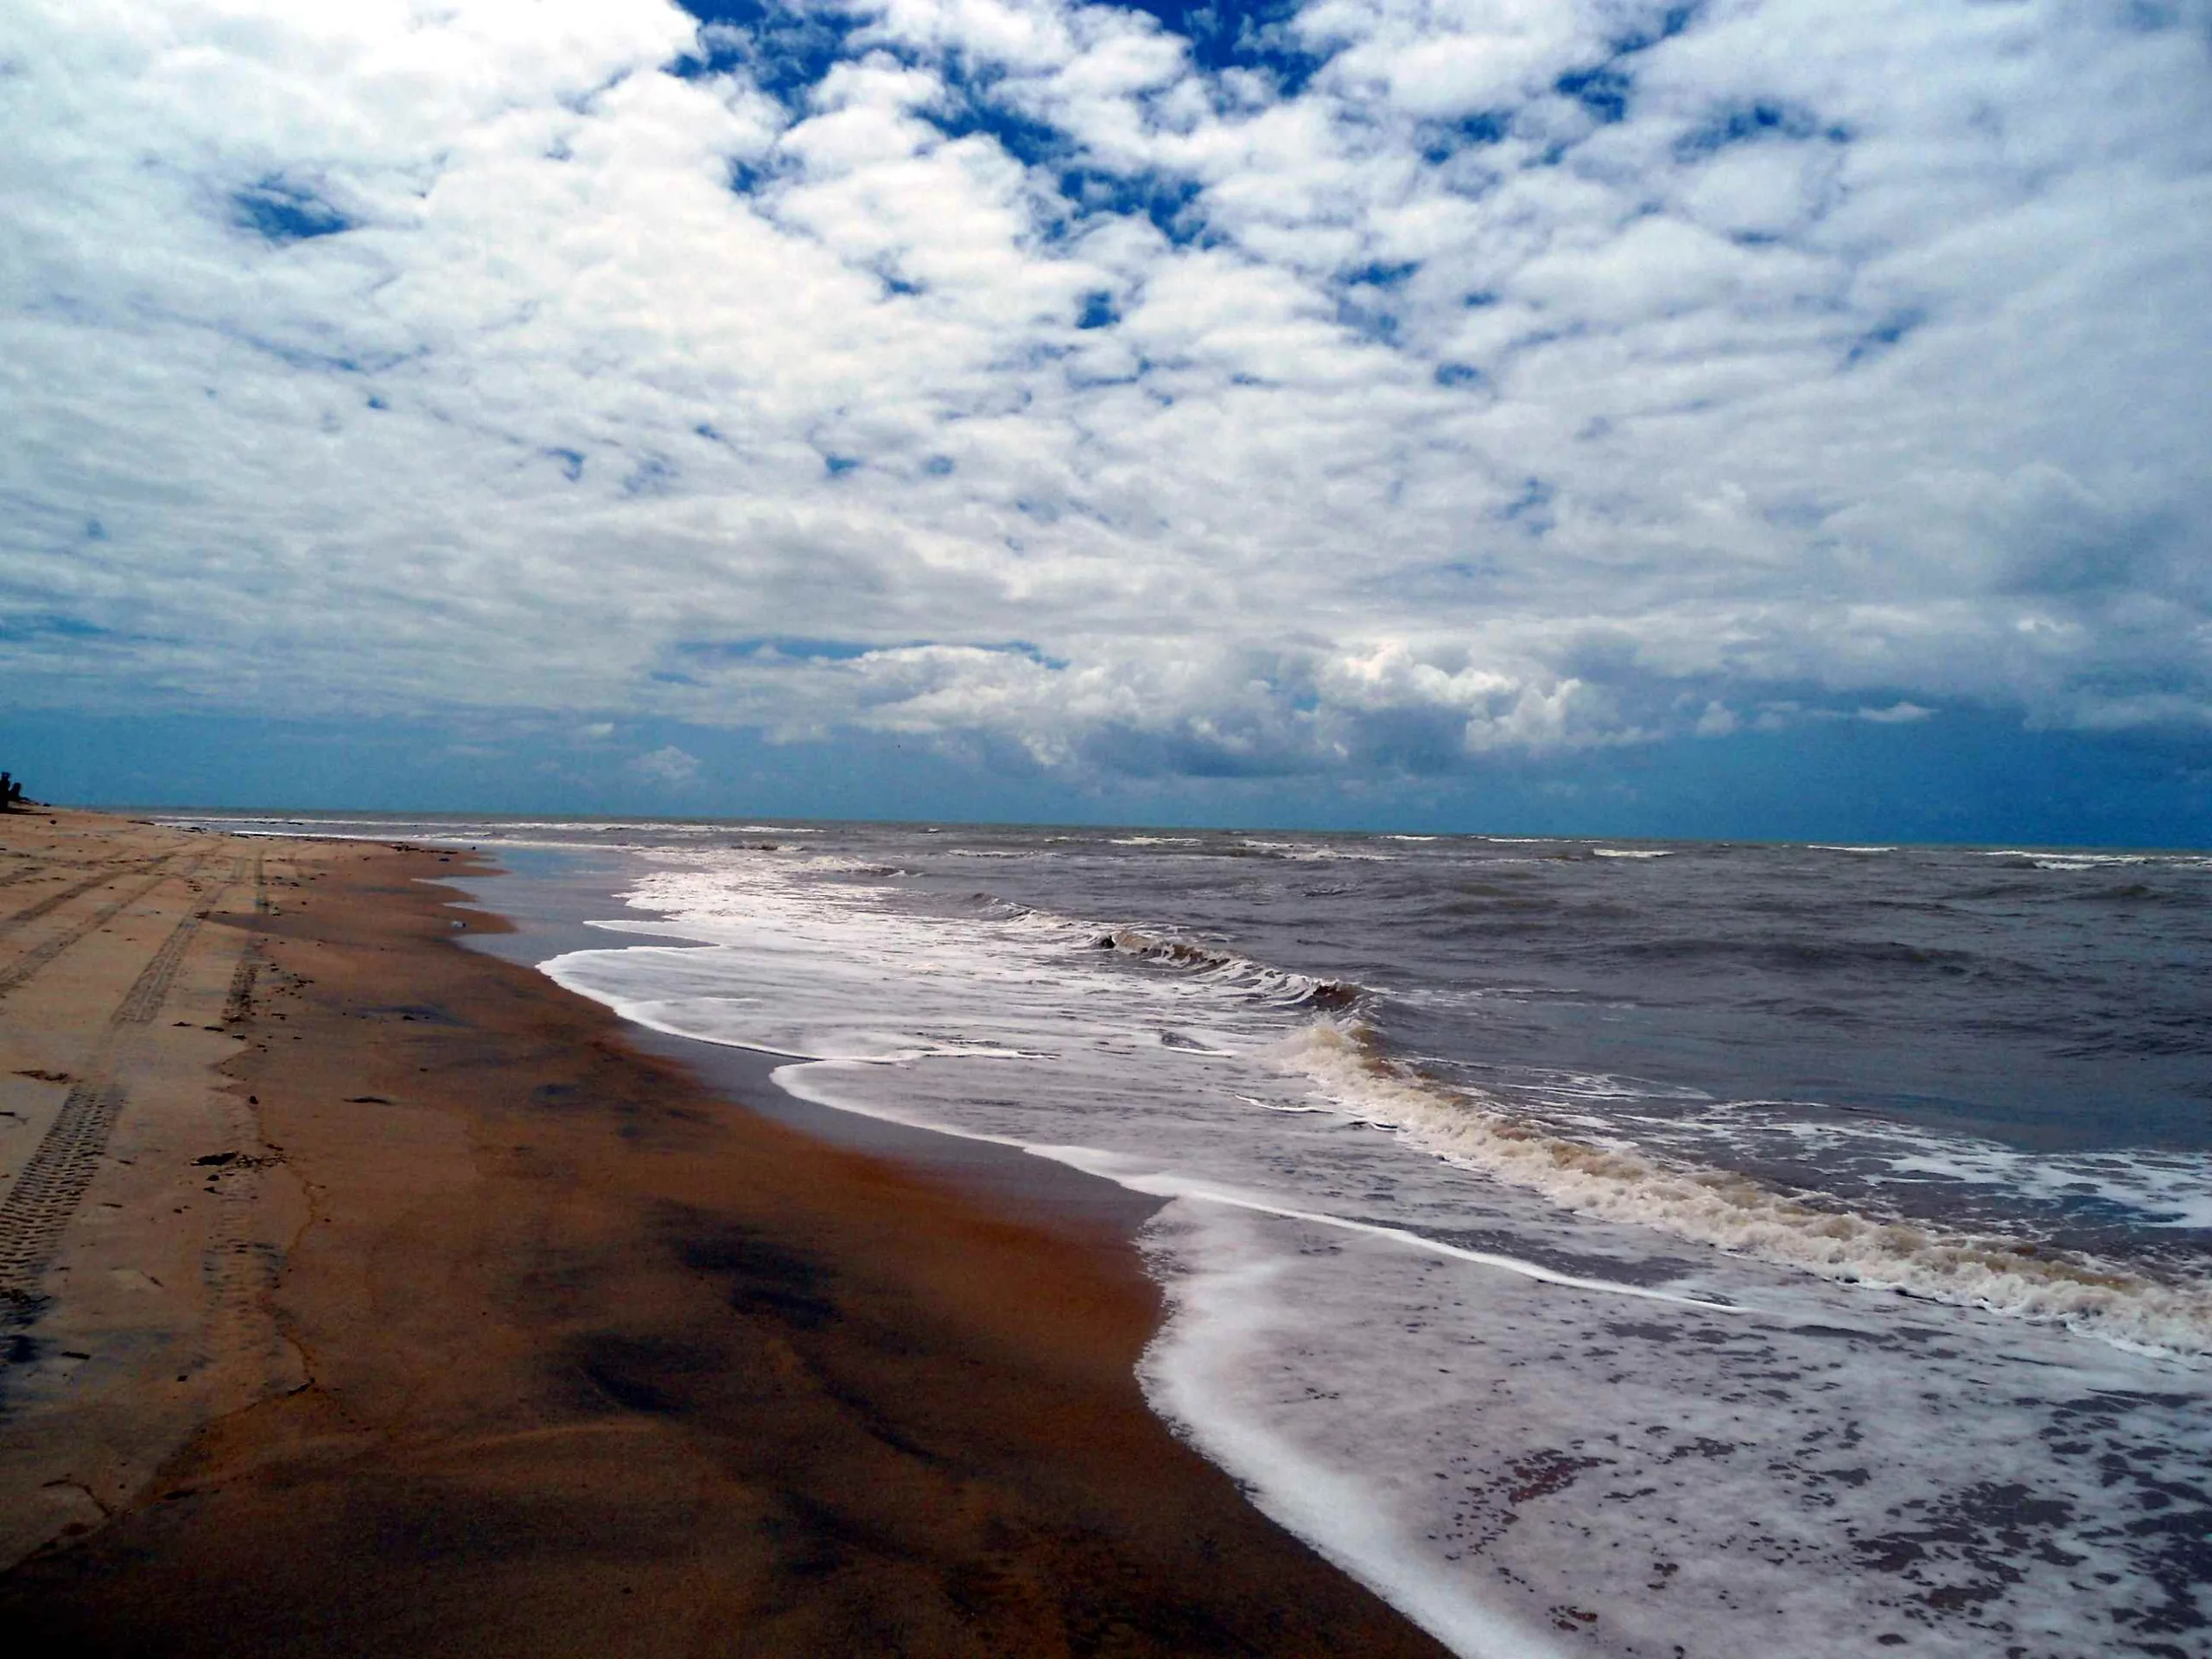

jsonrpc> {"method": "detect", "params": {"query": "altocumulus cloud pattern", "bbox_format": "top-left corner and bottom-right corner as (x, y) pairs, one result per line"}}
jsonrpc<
(3, 0), (2209, 780)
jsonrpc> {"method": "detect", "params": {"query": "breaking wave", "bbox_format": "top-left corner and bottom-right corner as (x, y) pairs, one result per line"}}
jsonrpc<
(1093, 925), (1365, 1010)
(1272, 1020), (2212, 1355)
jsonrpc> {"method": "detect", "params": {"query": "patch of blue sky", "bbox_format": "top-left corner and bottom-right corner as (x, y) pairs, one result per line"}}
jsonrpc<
(871, 260), (925, 297)
(923, 59), (1071, 169)
(1501, 477), (1555, 535)
(231, 176), (353, 245)
(1608, 1), (1706, 55)
(666, 0), (874, 111)
(1674, 100), (1840, 161)
(1554, 64), (1634, 125)
(1546, 3), (1707, 132)
(1118, 0), (1332, 94)
(727, 157), (788, 198)
(1332, 296), (1400, 346)
(678, 0), (1337, 105)
(0, 613), (115, 643)
(1333, 263), (1417, 345)
(1051, 168), (1208, 245)
(1845, 308), (1927, 367)
(1421, 110), (1515, 164)
(1342, 260), (1419, 290)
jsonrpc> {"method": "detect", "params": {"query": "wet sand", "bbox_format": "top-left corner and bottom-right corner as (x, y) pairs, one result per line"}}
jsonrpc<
(0, 811), (1447, 1656)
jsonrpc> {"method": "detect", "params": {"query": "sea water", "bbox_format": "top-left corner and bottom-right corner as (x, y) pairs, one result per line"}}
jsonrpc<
(179, 815), (2212, 1656)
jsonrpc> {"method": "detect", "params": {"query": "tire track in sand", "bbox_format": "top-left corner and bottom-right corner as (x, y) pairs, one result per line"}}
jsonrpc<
(201, 852), (287, 1385)
(220, 853), (264, 1025)
(0, 862), (47, 894)
(3, 867), (134, 931)
(0, 1079), (131, 1304)
(0, 857), (200, 1006)
(0, 866), (231, 1309)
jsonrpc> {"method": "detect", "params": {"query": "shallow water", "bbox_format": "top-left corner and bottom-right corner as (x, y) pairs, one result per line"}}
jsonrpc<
(176, 813), (2212, 1656)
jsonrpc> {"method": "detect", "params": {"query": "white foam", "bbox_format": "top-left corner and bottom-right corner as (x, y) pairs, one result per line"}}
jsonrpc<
(1972, 848), (2209, 871)
(1882, 1142), (2212, 1230)
(1135, 1200), (1579, 1659)
(1133, 1194), (2209, 1659)
(1238, 839), (1395, 861)
(1274, 1022), (2212, 1354)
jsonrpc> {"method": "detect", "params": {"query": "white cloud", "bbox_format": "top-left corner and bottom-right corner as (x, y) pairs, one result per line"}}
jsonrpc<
(631, 743), (702, 785)
(1694, 700), (1738, 738)
(3, 0), (2209, 780)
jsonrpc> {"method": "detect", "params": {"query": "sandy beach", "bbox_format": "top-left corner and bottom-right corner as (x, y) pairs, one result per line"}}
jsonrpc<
(0, 810), (1446, 1656)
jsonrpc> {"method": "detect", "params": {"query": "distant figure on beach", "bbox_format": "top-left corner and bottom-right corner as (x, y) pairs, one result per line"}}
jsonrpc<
(0, 772), (25, 810)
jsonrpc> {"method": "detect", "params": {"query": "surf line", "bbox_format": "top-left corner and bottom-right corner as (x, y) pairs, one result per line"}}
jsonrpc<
(755, 1054), (1748, 1314)
(1050, 1161), (1748, 1313)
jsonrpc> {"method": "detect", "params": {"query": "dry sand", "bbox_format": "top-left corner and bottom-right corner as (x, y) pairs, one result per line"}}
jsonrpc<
(0, 810), (1447, 1656)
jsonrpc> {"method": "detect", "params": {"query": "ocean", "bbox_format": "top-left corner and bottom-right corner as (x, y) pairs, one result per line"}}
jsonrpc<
(174, 813), (2212, 1657)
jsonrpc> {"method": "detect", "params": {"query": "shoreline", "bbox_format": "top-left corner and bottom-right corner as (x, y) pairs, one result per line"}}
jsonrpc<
(0, 811), (1447, 1655)
(447, 849), (1173, 1250)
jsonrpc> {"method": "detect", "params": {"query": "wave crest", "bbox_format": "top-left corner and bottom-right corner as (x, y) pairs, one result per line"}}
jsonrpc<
(1096, 925), (1364, 1010)
(1274, 1021), (2212, 1356)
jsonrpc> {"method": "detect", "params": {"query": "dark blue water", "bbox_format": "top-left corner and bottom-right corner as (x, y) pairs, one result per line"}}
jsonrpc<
(896, 830), (2212, 1149)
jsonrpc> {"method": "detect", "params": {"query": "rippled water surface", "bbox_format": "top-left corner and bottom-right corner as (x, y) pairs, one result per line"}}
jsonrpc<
(179, 813), (2212, 1657)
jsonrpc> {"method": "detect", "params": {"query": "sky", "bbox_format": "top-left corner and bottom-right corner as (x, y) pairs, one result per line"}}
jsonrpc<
(3, 0), (2209, 841)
